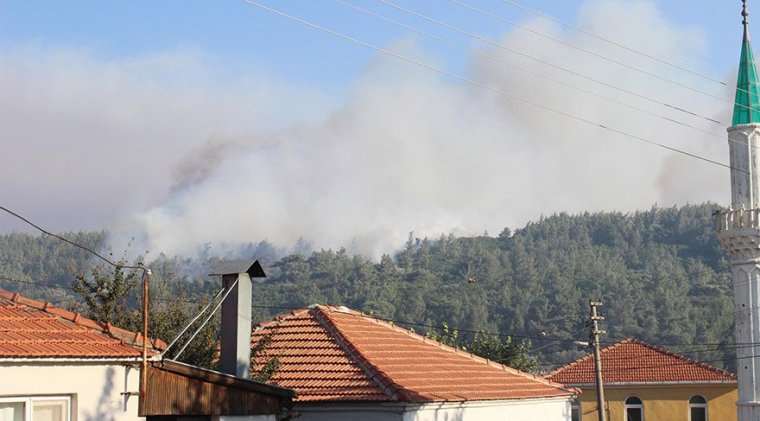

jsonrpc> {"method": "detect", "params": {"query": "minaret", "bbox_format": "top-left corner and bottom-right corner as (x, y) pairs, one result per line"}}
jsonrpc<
(717, 2), (760, 420)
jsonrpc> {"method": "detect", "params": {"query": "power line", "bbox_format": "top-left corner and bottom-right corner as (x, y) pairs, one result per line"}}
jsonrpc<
(0, 268), (658, 334)
(4, 275), (754, 361)
(157, 294), (580, 343)
(174, 277), (239, 361)
(161, 287), (225, 357)
(239, 0), (739, 173)
(447, 0), (748, 110)
(547, 343), (752, 363)
(495, 0), (728, 87)
(163, 295), (752, 351)
(373, 0), (725, 125)
(155, 297), (301, 311)
(548, 351), (750, 374)
(0, 206), (145, 272)
(334, 0), (727, 141)
(530, 326), (589, 353)
(0, 276), (78, 292)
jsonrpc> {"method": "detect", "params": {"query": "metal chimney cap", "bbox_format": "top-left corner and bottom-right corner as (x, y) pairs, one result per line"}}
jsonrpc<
(208, 259), (266, 278)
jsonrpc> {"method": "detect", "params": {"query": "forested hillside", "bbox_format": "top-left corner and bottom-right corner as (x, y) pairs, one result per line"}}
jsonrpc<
(0, 203), (736, 369)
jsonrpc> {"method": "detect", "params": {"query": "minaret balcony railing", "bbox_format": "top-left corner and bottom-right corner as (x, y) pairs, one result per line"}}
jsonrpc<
(716, 207), (760, 232)
(716, 208), (760, 261)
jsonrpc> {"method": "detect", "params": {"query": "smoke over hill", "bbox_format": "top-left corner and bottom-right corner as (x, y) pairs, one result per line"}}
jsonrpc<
(0, 0), (732, 258)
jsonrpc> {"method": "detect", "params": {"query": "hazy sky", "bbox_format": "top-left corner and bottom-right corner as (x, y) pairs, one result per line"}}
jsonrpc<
(0, 0), (751, 257)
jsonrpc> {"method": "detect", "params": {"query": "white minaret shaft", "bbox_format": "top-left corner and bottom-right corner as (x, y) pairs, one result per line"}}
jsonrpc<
(718, 2), (760, 420)
(728, 126), (760, 208)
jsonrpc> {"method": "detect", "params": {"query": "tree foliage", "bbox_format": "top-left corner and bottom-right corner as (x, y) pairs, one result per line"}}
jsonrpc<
(425, 323), (538, 372)
(0, 203), (737, 372)
(73, 256), (138, 327)
(71, 252), (220, 368)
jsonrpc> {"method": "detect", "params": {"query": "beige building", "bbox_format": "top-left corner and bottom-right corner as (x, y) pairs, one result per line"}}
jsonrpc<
(545, 338), (737, 421)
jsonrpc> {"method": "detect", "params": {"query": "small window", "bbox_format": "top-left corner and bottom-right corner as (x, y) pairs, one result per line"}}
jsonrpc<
(689, 395), (708, 421)
(626, 396), (643, 421)
(0, 401), (25, 421)
(0, 397), (70, 421)
(571, 399), (580, 421)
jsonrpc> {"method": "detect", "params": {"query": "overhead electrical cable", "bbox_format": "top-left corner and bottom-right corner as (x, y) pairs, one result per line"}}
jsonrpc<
(6, 276), (756, 358)
(0, 206), (145, 272)
(447, 0), (750, 109)
(545, 344), (752, 364)
(160, 287), (226, 357)
(173, 277), (240, 360)
(334, 0), (727, 140)
(528, 326), (590, 353)
(159, 296), (760, 351)
(496, 0), (729, 87)
(239, 0), (739, 173)
(159, 295), (583, 343)
(548, 352), (753, 373)
(0, 276), (78, 292)
(371, 0), (724, 126)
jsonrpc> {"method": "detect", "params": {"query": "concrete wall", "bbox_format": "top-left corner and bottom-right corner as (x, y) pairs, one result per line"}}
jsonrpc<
(0, 361), (142, 421)
(296, 397), (572, 421)
(576, 384), (737, 421)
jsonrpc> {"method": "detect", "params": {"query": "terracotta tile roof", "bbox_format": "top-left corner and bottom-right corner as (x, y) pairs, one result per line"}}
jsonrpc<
(545, 338), (737, 385)
(252, 305), (575, 403)
(0, 288), (166, 358)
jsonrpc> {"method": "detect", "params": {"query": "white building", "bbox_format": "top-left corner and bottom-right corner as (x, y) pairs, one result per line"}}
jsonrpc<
(0, 287), (295, 421)
(0, 288), (156, 421)
(251, 304), (577, 421)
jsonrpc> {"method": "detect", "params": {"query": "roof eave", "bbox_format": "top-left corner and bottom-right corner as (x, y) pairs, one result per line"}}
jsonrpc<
(564, 380), (738, 388)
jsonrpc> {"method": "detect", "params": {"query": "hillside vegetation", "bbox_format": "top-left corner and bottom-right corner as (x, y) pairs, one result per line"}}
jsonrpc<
(0, 203), (735, 369)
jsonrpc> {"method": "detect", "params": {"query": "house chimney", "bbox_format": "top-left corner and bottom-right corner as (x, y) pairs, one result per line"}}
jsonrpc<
(209, 260), (266, 378)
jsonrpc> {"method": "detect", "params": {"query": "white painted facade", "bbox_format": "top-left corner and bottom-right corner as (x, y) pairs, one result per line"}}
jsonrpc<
(295, 396), (572, 421)
(0, 360), (287, 421)
(0, 360), (143, 421)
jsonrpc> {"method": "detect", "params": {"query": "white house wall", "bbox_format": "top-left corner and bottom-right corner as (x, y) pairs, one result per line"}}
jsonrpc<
(296, 397), (572, 421)
(0, 361), (142, 421)
(404, 398), (572, 421)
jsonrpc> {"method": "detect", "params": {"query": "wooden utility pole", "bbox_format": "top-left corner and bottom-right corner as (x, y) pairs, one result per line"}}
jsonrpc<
(589, 300), (607, 421)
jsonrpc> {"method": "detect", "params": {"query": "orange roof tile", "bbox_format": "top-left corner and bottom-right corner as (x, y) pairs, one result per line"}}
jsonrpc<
(0, 288), (166, 358)
(546, 338), (736, 385)
(252, 305), (575, 403)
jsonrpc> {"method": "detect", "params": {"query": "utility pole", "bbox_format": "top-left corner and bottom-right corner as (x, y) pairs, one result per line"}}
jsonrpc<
(589, 300), (607, 421)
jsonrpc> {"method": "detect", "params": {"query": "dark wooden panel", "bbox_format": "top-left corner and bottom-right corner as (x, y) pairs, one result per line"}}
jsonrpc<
(141, 364), (287, 416)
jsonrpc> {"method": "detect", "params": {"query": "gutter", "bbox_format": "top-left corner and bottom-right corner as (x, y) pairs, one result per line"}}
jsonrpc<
(0, 356), (160, 364)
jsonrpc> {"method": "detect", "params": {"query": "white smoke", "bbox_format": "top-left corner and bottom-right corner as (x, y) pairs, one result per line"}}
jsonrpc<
(0, 0), (733, 258)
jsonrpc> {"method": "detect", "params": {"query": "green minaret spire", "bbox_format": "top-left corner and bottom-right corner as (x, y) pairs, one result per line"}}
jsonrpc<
(734, 0), (760, 125)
